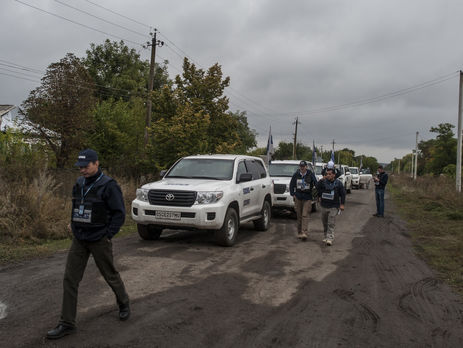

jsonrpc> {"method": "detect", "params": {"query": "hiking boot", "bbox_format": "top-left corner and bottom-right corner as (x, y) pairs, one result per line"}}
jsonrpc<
(322, 238), (327, 243)
(326, 240), (333, 246)
(372, 213), (379, 217)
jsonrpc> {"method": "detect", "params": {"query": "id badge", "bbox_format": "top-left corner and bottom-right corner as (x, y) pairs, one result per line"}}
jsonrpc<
(72, 208), (92, 223)
(78, 204), (85, 216)
(322, 190), (335, 200)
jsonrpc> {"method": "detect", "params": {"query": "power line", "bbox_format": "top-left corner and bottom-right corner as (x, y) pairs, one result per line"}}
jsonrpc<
(14, 0), (144, 46)
(287, 71), (459, 117)
(54, 0), (147, 38)
(77, 0), (282, 116)
(84, 0), (151, 29)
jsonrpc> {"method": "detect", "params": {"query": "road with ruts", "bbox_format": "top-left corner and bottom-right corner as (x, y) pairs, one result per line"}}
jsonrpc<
(1, 188), (462, 347)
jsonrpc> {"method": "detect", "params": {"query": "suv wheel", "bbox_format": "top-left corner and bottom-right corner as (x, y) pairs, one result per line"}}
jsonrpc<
(137, 224), (163, 240)
(254, 200), (271, 231)
(215, 207), (238, 246)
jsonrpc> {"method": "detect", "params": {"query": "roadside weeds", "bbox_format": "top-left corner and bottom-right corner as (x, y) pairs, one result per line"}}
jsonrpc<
(389, 175), (463, 296)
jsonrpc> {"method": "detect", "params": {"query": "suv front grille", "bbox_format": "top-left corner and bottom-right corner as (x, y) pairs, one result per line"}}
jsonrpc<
(274, 184), (286, 194)
(148, 190), (196, 207)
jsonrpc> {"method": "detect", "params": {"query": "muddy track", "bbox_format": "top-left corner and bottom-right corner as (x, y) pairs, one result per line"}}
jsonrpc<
(1, 189), (462, 347)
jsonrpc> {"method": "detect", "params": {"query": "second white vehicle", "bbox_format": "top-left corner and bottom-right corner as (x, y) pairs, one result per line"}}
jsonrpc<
(269, 160), (318, 212)
(349, 167), (360, 189)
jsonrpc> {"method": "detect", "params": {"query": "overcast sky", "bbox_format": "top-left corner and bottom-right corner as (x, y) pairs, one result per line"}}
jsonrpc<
(2, 0), (463, 163)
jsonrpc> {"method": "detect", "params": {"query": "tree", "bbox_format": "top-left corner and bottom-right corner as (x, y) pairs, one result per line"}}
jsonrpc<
(89, 97), (146, 176)
(174, 58), (243, 153)
(427, 123), (457, 175)
(273, 141), (312, 160)
(21, 53), (96, 168)
(84, 40), (164, 101)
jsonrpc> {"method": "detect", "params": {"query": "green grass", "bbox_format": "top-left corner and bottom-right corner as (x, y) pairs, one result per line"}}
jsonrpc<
(0, 217), (137, 265)
(389, 175), (463, 296)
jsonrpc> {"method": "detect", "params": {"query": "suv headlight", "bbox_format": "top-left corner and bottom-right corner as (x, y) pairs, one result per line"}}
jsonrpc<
(195, 191), (223, 204)
(286, 184), (290, 192)
(136, 188), (149, 202)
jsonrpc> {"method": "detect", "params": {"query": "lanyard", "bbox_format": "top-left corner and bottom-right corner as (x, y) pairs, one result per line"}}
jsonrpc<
(81, 172), (104, 204)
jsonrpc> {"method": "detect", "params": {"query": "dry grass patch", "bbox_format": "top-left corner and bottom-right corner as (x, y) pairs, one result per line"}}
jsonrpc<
(390, 175), (463, 295)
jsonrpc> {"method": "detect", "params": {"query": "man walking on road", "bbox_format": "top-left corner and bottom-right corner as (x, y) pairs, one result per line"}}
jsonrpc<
(47, 149), (130, 339)
(290, 160), (317, 240)
(373, 165), (388, 217)
(316, 168), (345, 246)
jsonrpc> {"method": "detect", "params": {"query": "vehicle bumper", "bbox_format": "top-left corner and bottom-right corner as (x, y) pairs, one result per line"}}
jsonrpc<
(131, 199), (226, 230)
(352, 178), (359, 186)
(272, 193), (295, 209)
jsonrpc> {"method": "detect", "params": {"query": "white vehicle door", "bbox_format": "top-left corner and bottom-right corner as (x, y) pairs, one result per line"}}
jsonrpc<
(236, 160), (255, 218)
(244, 159), (264, 215)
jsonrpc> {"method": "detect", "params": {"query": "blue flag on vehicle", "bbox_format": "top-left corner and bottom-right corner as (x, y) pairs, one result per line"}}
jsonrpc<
(266, 126), (274, 163)
(331, 150), (335, 163)
(312, 140), (316, 165)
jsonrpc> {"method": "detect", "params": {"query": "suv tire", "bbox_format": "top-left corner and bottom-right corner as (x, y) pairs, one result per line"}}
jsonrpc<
(137, 224), (163, 240)
(254, 200), (271, 231)
(215, 207), (238, 246)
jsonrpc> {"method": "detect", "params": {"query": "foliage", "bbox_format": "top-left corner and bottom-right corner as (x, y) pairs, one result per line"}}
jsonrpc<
(84, 40), (169, 101)
(389, 175), (463, 294)
(88, 97), (147, 176)
(273, 141), (313, 160)
(20, 53), (96, 168)
(391, 123), (458, 177)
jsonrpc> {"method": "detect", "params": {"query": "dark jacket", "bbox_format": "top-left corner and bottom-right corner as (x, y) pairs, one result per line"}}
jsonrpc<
(71, 169), (125, 241)
(375, 172), (388, 190)
(316, 178), (346, 208)
(289, 169), (318, 200)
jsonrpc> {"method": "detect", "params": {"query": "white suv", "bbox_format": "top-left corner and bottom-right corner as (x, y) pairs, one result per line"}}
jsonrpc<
(336, 164), (352, 193)
(349, 167), (360, 189)
(131, 154), (273, 246)
(269, 160), (318, 212)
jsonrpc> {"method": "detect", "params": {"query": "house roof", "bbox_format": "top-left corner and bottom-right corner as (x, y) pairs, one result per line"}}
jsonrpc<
(0, 105), (15, 118)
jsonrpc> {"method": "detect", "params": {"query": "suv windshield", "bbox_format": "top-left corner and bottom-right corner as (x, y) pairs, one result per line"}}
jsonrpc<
(315, 165), (323, 175)
(269, 163), (298, 177)
(350, 168), (359, 174)
(166, 158), (234, 180)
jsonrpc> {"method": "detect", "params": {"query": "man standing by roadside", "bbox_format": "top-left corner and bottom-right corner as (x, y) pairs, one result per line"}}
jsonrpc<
(317, 168), (345, 246)
(290, 160), (317, 240)
(373, 165), (388, 217)
(47, 149), (130, 339)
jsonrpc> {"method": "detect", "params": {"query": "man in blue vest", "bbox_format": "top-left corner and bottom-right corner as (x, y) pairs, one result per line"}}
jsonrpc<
(290, 160), (317, 240)
(47, 149), (130, 339)
(316, 167), (345, 246)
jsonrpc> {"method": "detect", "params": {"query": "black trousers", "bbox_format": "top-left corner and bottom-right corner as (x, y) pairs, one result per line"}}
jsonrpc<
(59, 237), (129, 327)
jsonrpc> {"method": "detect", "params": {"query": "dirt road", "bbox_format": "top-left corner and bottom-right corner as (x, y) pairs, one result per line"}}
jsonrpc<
(1, 188), (462, 347)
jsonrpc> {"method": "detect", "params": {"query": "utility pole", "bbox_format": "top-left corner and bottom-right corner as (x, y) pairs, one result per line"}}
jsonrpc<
(292, 117), (299, 160)
(398, 159), (401, 175)
(332, 139), (335, 152)
(414, 132), (419, 180)
(144, 29), (164, 147)
(411, 151), (414, 178)
(457, 70), (462, 192)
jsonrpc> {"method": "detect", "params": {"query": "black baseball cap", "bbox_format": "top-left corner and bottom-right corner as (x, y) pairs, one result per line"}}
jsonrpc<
(75, 149), (98, 166)
(299, 160), (308, 166)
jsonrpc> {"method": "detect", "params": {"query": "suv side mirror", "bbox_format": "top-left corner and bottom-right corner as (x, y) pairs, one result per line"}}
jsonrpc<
(238, 173), (253, 183)
(159, 170), (167, 178)
(346, 171), (351, 175)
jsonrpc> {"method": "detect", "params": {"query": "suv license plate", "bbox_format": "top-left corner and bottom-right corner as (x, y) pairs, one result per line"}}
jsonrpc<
(155, 211), (181, 220)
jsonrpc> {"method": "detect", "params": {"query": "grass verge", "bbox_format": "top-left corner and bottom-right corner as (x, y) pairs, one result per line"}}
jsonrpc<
(389, 175), (463, 296)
